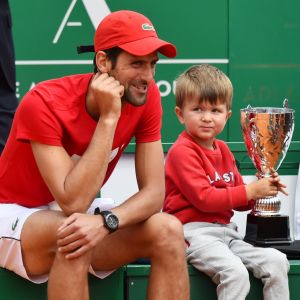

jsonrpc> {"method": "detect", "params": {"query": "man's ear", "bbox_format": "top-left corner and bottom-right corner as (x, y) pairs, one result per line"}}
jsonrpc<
(95, 51), (111, 73)
(175, 106), (185, 124)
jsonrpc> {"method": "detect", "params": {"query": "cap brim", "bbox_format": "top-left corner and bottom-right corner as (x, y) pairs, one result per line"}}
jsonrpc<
(119, 36), (177, 58)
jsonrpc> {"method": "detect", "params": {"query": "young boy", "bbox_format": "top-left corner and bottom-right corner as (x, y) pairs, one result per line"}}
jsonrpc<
(163, 64), (290, 300)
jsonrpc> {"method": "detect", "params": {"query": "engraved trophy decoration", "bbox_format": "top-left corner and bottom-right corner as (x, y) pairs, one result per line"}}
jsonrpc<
(240, 99), (295, 245)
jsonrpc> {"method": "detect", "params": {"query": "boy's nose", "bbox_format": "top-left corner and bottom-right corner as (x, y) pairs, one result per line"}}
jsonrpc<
(201, 111), (212, 121)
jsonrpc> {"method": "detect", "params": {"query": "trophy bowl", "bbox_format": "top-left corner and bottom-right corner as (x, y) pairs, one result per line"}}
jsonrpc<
(240, 99), (295, 245)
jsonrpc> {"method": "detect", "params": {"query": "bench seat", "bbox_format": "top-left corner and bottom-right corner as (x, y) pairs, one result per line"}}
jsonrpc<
(1, 260), (300, 299)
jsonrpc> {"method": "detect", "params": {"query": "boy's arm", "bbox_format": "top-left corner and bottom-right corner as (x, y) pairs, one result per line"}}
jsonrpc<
(166, 146), (248, 212)
(166, 143), (286, 213)
(232, 164), (254, 211)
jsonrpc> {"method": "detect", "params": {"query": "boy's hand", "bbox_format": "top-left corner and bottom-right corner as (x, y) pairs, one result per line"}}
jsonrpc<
(245, 172), (288, 201)
(270, 170), (289, 196)
(246, 177), (278, 200)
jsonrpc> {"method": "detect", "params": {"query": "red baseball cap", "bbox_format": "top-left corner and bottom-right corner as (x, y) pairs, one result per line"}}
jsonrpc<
(78, 10), (176, 58)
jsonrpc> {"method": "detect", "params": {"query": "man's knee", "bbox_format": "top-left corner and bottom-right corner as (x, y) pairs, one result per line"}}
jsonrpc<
(148, 213), (185, 255)
(54, 250), (92, 275)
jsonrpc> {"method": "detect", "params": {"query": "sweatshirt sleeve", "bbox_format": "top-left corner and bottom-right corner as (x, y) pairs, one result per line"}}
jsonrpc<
(165, 143), (248, 213)
(230, 153), (253, 211)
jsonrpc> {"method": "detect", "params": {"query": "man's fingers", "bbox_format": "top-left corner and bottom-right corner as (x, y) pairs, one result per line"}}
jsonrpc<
(58, 215), (76, 233)
(57, 231), (78, 247)
(65, 244), (90, 260)
(58, 238), (83, 254)
(92, 72), (124, 99)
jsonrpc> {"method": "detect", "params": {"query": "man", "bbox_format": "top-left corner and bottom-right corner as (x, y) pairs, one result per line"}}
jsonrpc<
(0, 10), (189, 300)
(0, 0), (19, 154)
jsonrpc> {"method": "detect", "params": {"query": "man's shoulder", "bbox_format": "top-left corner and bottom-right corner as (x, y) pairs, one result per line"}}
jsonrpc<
(33, 73), (92, 91)
(23, 73), (93, 106)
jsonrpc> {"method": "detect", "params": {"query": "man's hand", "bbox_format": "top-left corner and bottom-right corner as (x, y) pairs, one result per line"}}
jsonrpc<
(89, 73), (124, 120)
(57, 213), (108, 259)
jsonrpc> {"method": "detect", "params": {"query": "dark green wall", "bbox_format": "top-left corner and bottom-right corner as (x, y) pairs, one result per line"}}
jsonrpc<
(10, 0), (300, 172)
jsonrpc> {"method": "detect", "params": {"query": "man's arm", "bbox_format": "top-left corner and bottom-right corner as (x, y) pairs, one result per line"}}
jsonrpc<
(31, 118), (117, 215)
(31, 73), (123, 215)
(55, 140), (165, 259)
(111, 140), (165, 228)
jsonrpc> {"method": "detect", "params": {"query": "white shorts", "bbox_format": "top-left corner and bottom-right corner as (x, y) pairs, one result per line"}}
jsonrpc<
(0, 198), (116, 284)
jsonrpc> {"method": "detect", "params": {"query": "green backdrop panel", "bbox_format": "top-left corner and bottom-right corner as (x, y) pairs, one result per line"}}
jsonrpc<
(10, 0), (299, 159)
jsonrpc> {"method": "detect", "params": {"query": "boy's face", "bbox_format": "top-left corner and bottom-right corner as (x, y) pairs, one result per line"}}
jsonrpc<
(175, 98), (232, 149)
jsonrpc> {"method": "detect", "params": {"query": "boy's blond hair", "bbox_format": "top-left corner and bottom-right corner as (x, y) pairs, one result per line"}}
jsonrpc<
(175, 64), (233, 110)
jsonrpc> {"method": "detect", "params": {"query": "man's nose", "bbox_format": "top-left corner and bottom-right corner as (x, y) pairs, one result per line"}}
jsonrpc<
(141, 65), (155, 82)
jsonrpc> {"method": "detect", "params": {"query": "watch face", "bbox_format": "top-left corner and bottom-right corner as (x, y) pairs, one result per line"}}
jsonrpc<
(99, 210), (119, 232)
(106, 214), (119, 231)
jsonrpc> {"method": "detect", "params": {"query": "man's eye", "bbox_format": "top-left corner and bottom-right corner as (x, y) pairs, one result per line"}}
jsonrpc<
(132, 62), (142, 67)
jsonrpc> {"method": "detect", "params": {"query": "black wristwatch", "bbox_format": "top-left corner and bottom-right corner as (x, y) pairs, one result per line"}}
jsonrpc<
(94, 207), (119, 233)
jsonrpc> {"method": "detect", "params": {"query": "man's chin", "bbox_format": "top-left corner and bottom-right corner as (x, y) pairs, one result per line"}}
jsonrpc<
(123, 94), (147, 107)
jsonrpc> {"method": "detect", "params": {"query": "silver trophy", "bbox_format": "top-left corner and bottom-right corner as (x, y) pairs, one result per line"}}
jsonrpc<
(240, 99), (295, 245)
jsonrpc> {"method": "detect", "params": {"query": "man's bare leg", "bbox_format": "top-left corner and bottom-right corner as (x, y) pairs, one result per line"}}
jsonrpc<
(91, 213), (190, 300)
(146, 214), (189, 300)
(21, 211), (189, 300)
(21, 210), (91, 300)
(48, 251), (91, 300)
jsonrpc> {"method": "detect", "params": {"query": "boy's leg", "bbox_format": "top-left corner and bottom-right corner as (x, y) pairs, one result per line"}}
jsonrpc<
(230, 236), (290, 300)
(21, 211), (189, 300)
(184, 224), (250, 300)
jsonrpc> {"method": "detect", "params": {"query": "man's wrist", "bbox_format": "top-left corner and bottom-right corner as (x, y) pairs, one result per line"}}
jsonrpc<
(94, 207), (119, 233)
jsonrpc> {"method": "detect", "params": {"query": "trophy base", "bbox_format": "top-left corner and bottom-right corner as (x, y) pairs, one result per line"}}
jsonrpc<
(244, 214), (292, 246)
